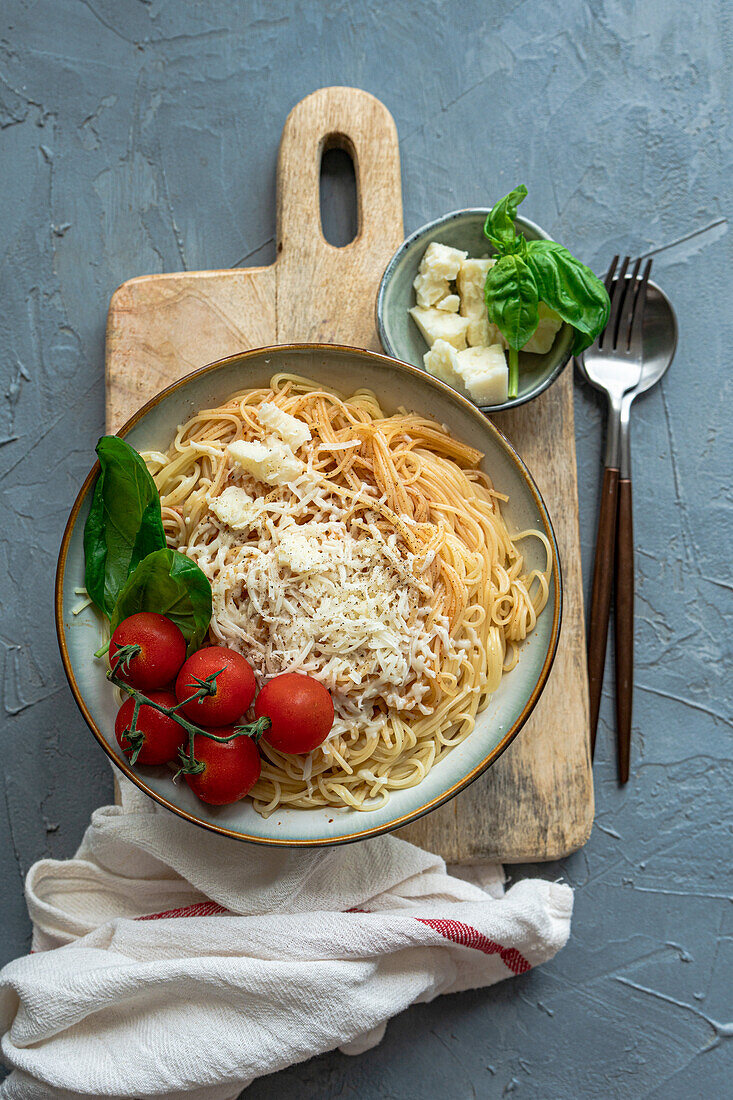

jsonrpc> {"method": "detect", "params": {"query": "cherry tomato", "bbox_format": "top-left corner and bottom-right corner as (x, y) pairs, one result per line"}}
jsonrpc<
(255, 673), (334, 754)
(109, 613), (186, 691)
(184, 730), (261, 805)
(115, 691), (185, 765)
(175, 647), (256, 727)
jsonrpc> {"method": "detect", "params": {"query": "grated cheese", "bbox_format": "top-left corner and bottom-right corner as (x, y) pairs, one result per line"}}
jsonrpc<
(191, 473), (460, 748)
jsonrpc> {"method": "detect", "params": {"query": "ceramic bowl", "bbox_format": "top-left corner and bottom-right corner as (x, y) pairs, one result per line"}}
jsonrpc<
(56, 344), (562, 846)
(376, 209), (575, 412)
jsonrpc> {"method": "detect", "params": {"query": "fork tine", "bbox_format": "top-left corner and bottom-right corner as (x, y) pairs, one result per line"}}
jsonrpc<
(598, 254), (625, 347)
(604, 255), (620, 293)
(607, 255), (631, 348)
(628, 259), (653, 355)
(617, 257), (642, 349)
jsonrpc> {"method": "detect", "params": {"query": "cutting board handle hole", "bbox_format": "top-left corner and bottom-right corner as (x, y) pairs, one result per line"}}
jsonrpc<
(319, 136), (358, 249)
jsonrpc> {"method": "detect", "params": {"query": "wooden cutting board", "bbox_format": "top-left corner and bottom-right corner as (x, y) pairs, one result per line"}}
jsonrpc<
(106, 87), (593, 862)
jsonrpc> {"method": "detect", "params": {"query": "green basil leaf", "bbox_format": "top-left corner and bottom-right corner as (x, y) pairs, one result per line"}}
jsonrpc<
(110, 548), (212, 655)
(483, 185), (528, 254)
(83, 436), (167, 617)
(525, 240), (610, 354)
(484, 254), (539, 349)
(571, 328), (599, 355)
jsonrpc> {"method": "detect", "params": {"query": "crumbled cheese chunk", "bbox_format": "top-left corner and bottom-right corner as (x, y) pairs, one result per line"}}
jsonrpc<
(413, 242), (468, 307)
(466, 316), (507, 349)
(456, 258), (507, 347)
(457, 258), (495, 321)
(421, 241), (468, 279)
(409, 306), (470, 349)
(422, 339), (465, 391)
(424, 341), (510, 405)
(522, 302), (563, 354)
(455, 345), (508, 405)
(436, 293), (460, 312)
(210, 486), (261, 530)
(413, 270), (449, 308)
(258, 402), (311, 450)
(226, 437), (303, 486)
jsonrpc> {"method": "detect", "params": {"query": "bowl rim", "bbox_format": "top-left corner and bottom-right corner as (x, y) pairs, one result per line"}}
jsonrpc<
(375, 206), (572, 413)
(55, 342), (563, 847)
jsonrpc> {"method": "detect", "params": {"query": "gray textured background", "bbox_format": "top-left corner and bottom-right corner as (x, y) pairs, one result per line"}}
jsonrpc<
(1, 1), (731, 1096)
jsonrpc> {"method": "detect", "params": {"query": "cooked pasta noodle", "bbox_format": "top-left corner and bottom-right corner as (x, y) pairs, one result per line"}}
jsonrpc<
(144, 374), (550, 814)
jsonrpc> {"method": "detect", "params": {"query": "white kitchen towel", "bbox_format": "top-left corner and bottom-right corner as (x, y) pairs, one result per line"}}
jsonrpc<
(0, 776), (572, 1099)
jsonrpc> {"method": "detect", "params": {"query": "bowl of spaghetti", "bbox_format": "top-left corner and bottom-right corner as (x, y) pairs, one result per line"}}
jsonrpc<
(56, 344), (561, 846)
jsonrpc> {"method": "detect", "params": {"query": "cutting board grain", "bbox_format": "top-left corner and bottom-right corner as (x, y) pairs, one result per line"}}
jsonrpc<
(106, 86), (593, 862)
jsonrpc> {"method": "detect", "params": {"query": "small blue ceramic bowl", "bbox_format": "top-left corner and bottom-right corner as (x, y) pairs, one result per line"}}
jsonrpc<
(376, 209), (575, 413)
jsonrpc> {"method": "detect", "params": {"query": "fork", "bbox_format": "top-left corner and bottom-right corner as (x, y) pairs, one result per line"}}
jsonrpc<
(577, 256), (652, 759)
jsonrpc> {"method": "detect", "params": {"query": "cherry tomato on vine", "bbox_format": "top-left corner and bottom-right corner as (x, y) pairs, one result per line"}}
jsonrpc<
(183, 730), (261, 805)
(175, 647), (256, 727)
(109, 613), (186, 691)
(115, 691), (186, 765)
(255, 673), (334, 754)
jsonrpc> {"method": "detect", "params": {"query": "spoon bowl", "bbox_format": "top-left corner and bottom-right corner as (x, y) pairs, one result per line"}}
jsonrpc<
(625, 278), (678, 396)
(618, 278), (678, 476)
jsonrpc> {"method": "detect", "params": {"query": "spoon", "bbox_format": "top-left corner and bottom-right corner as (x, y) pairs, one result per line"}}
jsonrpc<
(617, 279), (679, 475)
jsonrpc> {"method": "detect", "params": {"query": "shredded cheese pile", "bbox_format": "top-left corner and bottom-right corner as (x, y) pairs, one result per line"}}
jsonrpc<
(190, 464), (457, 744)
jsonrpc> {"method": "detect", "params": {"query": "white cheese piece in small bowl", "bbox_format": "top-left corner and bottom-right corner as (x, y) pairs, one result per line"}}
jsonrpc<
(457, 258), (494, 322)
(422, 339), (465, 391)
(436, 293), (460, 312)
(522, 302), (563, 354)
(409, 306), (470, 349)
(413, 242), (467, 307)
(454, 345), (509, 405)
(424, 339), (508, 406)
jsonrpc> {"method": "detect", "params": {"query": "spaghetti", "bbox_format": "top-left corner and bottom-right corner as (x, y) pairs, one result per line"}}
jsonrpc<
(144, 374), (550, 815)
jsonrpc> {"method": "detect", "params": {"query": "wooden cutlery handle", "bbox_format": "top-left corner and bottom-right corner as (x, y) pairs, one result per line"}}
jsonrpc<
(614, 478), (634, 782)
(588, 466), (620, 757)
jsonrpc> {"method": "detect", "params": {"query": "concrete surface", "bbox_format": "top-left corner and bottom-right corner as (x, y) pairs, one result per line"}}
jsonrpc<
(1, 1), (731, 1096)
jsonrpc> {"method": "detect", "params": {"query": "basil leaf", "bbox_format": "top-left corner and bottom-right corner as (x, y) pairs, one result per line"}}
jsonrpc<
(525, 240), (610, 354)
(110, 548), (212, 655)
(484, 253), (539, 349)
(483, 185), (528, 254)
(83, 436), (167, 617)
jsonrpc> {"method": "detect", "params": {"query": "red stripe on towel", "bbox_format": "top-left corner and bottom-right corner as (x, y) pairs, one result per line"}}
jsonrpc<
(134, 906), (529, 974)
(415, 917), (531, 974)
(137, 901), (230, 920)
